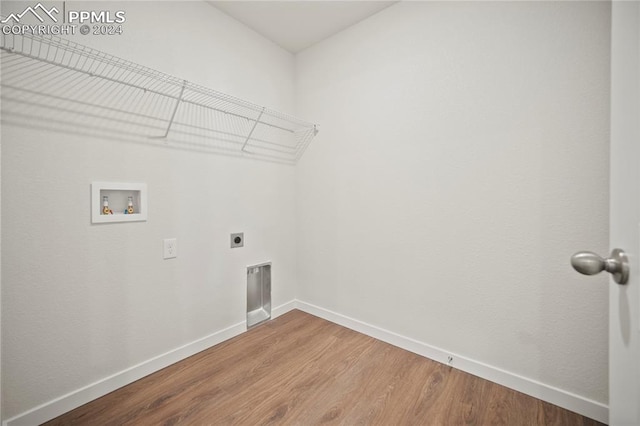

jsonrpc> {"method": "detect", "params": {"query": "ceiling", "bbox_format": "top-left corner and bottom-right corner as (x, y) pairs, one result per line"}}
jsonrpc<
(208, 1), (398, 53)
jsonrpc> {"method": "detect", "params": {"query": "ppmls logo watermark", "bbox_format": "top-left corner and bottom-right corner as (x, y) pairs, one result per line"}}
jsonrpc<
(1, 3), (59, 24)
(1, 2), (126, 36)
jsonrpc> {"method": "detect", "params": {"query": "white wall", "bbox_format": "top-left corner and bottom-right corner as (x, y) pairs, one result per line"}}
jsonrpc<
(2, 1), (297, 421)
(295, 0), (610, 407)
(1, 0), (613, 422)
(0, 51), (3, 424)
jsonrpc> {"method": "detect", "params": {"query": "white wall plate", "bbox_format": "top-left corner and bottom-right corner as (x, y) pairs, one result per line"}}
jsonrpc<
(91, 182), (148, 224)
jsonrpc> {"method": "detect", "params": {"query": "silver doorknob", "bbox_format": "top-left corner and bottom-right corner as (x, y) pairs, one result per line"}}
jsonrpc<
(570, 248), (629, 284)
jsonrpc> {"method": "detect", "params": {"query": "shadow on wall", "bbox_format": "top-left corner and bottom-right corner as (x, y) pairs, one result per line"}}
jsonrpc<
(0, 34), (316, 165)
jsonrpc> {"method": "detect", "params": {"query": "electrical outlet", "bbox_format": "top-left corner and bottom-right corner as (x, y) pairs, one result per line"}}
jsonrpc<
(230, 232), (244, 248)
(163, 238), (177, 259)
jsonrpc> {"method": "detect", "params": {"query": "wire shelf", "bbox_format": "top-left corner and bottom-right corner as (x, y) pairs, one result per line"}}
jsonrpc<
(0, 31), (318, 164)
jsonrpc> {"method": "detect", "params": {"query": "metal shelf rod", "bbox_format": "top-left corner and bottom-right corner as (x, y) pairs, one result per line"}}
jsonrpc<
(1, 46), (298, 134)
(242, 107), (265, 152)
(1, 31), (318, 164)
(154, 79), (186, 140)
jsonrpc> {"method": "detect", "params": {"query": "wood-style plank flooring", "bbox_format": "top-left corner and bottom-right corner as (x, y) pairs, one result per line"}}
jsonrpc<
(45, 310), (603, 425)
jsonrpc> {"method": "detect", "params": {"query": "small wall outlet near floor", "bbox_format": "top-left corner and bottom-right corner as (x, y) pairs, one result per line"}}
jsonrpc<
(163, 238), (177, 259)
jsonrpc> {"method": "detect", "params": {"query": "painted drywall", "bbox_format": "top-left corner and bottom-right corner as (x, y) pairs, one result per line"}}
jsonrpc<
(1, 1), (298, 420)
(1, 56), (3, 424)
(1, 0), (613, 421)
(295, 0), (610, 406)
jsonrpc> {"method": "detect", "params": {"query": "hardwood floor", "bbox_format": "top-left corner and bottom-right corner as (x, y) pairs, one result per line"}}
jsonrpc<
(45, 310), (603, 425)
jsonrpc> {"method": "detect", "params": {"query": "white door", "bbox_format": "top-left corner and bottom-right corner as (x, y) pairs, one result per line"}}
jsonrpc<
(609, 1), (639, 424)
(573, 3), (640, 424)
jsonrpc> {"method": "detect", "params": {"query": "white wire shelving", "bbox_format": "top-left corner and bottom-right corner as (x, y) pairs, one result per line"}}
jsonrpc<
(0, 32), (318, 164)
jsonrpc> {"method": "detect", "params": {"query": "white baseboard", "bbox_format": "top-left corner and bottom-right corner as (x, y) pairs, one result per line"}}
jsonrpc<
(3, 300), (297, 426)
(272, 299), (296, 319)
(4, 299), (607, 425)
(295, 300), (608, 425)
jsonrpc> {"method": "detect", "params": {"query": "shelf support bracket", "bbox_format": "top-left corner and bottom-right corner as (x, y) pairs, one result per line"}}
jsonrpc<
(241, 107), (266, 152)
(153, 79), (187, 141)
